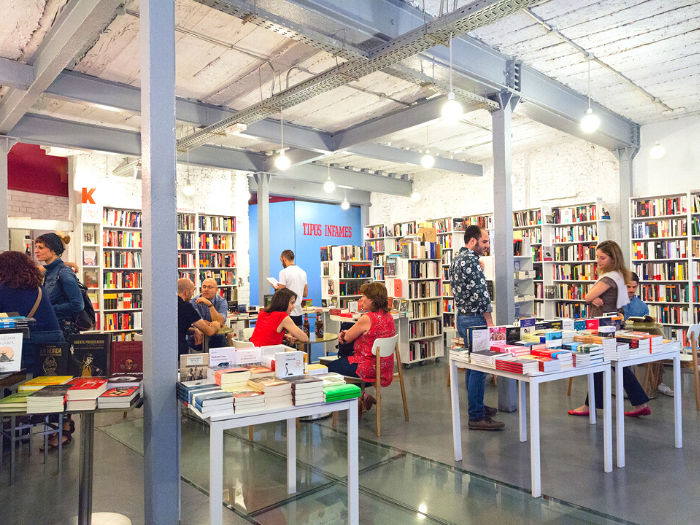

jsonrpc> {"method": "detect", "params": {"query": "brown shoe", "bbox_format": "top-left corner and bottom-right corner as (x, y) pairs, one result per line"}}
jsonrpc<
(361, 392), (376, 412)
(484, 405), (498, 417)
(468, 417), (505, 431)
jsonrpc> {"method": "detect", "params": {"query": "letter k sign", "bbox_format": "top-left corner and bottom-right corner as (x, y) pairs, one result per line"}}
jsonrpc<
(82, 188), (96, 204)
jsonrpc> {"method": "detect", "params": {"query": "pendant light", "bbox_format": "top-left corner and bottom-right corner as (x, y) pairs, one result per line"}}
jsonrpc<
(580, 54), (600, 134)
(183, 150), (195, 196)
(441, 32), (463, 124)
(650, 141), (665, 159)
(274, 109), (290, 170)
(340, 188), (350, 210)
(411, 190), (421, 202)
(323, 163), (335, 192)
(421, 125), (435, 169)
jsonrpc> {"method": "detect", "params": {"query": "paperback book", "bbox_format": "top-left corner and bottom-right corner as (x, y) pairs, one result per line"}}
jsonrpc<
(68, 334), (111, 378)
(34, 342), (70, 377)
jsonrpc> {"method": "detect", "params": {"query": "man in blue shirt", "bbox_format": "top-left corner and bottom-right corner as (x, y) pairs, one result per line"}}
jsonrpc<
(190, 278), (228, 349)
(621, 272), (649, 320)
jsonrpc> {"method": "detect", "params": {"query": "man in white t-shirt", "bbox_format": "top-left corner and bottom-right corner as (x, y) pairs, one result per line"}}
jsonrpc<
(276, 249), (308, 326)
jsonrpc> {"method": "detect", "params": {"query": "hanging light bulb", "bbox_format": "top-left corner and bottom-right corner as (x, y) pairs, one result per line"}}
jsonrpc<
(411, 191), (421, 202)
(323, 163), (335, 193)
(183, 150), (195, 196)
(580, 54), (600, 134)
(421, 125), (435, 168)
(442, 32), (463, 124)
(650, 141), (665, 159)
(275, 108), (290, 170)
(340, 188), (350, 210)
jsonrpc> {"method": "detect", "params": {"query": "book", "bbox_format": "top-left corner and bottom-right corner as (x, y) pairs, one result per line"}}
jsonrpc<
(66, 378), (108, 400)
(179, 353), (210, 382)
(18, 375), (73, 392)
(34, 342), (70, 377)
(266, 277), (280, 287)
(324, 384), (361, 401)
(26, 385), (71, 413)
(68, 334), (111, 378)
(107, 373), (143, 389)
(212, 367), (251, 386)
(247, 377), (292, 395)
(306, 364), (329, 375)
(627, 315), (655, 324)
(110, 341), (143, 375)
(0, 331), (23, 373)
(98, 387), (141, 409)
(0, 391), (32, 412)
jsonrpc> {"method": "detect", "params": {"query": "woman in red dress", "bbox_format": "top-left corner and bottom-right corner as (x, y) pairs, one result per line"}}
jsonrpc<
(327, 282), (396, 416)
(250, 288), (309, 347)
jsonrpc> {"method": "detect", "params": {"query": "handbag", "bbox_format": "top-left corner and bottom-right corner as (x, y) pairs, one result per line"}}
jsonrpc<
(27, 288), (42, 319)
(56, 270), (96, 331)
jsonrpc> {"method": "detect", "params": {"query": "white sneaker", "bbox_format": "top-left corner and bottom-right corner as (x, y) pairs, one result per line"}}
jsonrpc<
(657, 383), (674, 397)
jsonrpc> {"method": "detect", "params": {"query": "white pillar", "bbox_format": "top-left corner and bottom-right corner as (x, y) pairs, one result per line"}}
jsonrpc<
(255, 172), (271, 305)
(0, 137), (11, 251)
(613, 147), (637, 267)
(140, 1), (179, 523)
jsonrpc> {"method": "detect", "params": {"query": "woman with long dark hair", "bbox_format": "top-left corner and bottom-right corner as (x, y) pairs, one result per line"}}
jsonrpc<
(250, 287), (309, 347)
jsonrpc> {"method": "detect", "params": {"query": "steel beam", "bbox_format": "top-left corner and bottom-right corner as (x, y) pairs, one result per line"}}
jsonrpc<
(282, 0), (639, 149)
(0, 58), (34, 90)
(254, 172), (272, 305)
(348, 143), (482, 176)
(140, 2), (180, 522)
(0, 0), (123, 134)
(614, 147), (638, 267)
(0, 138), (11, 251)
(249, 175), (371, 205)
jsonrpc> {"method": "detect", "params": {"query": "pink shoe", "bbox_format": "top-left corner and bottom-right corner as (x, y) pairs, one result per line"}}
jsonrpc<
(624, 406), (651, 417)
(567, 409), (590, 416)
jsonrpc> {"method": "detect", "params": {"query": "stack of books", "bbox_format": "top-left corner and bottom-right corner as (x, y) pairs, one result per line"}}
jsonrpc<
(0, 391), (32, 413)
(306, 364), (328, 376)
(508, 345), (532, 357)
(469, 350), (503, 367)
(530, 356), (561, 373)
(18, 376), (73, 393)
(495, 357), (539, 375)
(614, 342), (636, 360)
(107, 373), (143, 390)
(191, 388), (234, 418)
(231, 389), (265, 414)
(177, 378), (215, 405)
(98, 386), (141, 409)
(318, 373), (346, 387)
(211, 367), (252, 390)
(324, 384), (361, 402)
(27, 385), (71, 413)
(66, 378), (109, 410)
(247, 377), (293, 410)
(449, 348), (470, 363)
(284, 376), (324, 406)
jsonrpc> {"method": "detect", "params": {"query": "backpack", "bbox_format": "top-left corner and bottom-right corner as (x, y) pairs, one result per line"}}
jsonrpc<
(57, 270), (96, 331)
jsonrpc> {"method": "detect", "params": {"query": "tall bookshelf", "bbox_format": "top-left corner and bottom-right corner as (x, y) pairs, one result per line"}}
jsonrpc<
(428, 217), (464, 333)
(513, 207), (542, 319)
(364, 224), (400, 282)
(692, 191), (700, 325)
(321, 245), (373, 309)
(630, 192), (694, 340)
(542, 199), (607, 320)
(79, 208), (237, 341)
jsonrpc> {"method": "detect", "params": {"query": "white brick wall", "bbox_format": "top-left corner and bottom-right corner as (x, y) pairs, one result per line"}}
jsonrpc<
(370, 137), (622, 245)
(71, 153), (251, 305)
(7, 189), (70, 220)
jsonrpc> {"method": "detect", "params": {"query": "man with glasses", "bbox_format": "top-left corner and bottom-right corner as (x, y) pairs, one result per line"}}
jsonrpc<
(190, 278), (228, 349)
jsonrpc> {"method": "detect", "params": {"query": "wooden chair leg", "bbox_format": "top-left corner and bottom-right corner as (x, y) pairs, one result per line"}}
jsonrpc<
(567, 377), (573, 396)
(691, 334), (700, 411)
(296, 417), (300, 430)
(375, 351), (382, 437)
(332, 411), (338, 429)
(446, 367), (450, 387)
(248, 426), (254, 441)
(395, 344), (409, 422)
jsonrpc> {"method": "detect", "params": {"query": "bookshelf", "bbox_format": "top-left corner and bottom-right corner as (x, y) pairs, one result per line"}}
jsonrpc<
(541, 199), (607, 320)
(321, 245), (373, 309)
(79, 207), (237, 341)
(513, 207), (542, 319)
(386, 239), (444, 365)
(630, 192), (698, 339)
(428, 217), (465, 333)
(363, 224), (400, 282)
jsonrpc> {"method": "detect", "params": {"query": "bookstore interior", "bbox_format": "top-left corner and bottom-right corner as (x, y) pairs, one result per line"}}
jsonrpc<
(1, 1), (700, 524)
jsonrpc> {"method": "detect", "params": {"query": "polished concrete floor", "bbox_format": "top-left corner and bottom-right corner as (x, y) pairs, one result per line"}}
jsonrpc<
(1, 360), (698, 524)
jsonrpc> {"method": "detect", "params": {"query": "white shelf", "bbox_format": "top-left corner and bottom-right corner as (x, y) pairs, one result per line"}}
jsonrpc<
(104, 308), (143, 312)
(410, 316), (442, 321)
(552, 220), (597, 225)
(409, 334), (443, 342)
(632, 236), (687, 241)
(199, 249), (236, 252)
(199, 230), (236, 234)
(552, 240), (597, 245)
(103, 225), (141, 231)
(631, 214), (686, 221)
(632, 258), (687, 262)
(105, 246), (141, 250)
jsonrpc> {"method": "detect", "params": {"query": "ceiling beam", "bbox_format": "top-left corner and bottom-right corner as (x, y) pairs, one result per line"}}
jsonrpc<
(349, 143), (482, 176)
(273, 0), (640, 149)
(248, 175), (371, 206)
(0, 0), (124, 134)
(0, 58), (34, 90)
(42, 70), (483, 173)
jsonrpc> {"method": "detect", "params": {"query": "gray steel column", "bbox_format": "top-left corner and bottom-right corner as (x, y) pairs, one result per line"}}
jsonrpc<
(360, 204), (370, 230)
(140, 1), (179, 524)
(492, 91), (519, 413)
(0, 138), (10, 251)
(613, 147), (637, 267)
(255, 172), (271, 305)
(492, 91), (518, 325)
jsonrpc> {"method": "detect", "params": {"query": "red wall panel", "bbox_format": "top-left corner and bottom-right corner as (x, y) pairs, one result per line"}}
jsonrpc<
(8, 143), (69, 197)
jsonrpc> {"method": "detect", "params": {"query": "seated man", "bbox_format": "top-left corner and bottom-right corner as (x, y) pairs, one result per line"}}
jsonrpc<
(177, 278), (220, 356)
(621, 272), (673, 396)
(190, 278), (228, 350)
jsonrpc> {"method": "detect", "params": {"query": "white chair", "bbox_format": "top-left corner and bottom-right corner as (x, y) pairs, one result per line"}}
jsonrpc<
(241, 327), (255, 342)
(231, 340), (254, 348)
(335, 335), (408, 437)
(681, 324), (700, 410)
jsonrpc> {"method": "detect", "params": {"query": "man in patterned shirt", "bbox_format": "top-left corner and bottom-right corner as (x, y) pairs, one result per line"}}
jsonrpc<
(450, 225), (504, 431)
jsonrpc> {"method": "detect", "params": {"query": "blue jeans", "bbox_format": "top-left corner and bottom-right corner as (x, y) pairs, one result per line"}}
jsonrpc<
(456, 314), (488, 421)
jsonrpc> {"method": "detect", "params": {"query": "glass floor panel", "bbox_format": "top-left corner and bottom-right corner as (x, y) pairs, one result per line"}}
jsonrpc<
(97, 415), (635, 524)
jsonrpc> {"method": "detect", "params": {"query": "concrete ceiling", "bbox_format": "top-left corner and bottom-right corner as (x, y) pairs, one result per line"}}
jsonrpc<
(1, 0), (695, 182)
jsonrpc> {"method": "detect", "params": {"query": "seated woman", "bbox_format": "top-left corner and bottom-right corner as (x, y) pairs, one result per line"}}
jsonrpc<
(250, 288), (309, 347)
(327, 282), (396, 416)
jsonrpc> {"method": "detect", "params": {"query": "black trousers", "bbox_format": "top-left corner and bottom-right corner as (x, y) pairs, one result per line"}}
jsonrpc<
(585, 366), (650, 408)
(326, 357), (359, 378)
(290, 315), (303, 327)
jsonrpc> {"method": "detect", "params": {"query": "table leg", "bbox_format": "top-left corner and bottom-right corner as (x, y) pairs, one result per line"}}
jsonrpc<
(10, 415), (15, 485)
(202, 335), (209, 353)
(209, 421), (224, 525)
(603, 366), (612, 473)
(588, 373), (596, 425)
(529, 381), (541, 498)
(615, 364), (625, 468)
(673, 355), (682, 448)
(449, 361), (462, 462)
(78, 412), (95, 525)
(518, 380), (527, 442)
(287, 418), (296, 494)
(347, 400), (359, 525)
(58, 419), (63, 472)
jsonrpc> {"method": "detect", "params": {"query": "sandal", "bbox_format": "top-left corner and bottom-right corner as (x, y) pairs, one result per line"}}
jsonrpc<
(361, 392), (376, 412)
(357, 397), (365, 421)
(39, 432), (72, 452)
